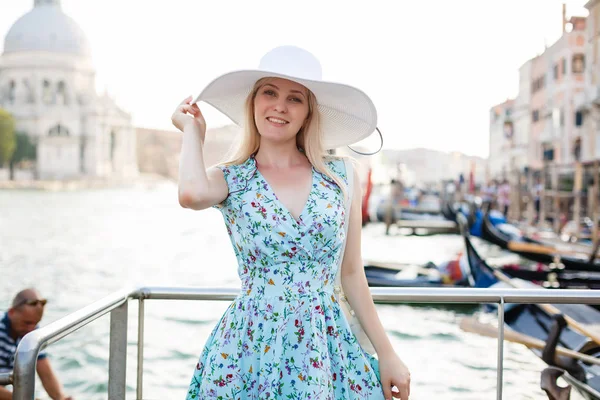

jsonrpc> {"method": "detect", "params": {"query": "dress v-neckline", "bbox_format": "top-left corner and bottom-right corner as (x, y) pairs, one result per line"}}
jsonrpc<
(252, 158), (315, 225)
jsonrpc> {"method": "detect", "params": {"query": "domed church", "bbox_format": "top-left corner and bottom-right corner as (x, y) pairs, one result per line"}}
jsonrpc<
(0, 0), (138, 180)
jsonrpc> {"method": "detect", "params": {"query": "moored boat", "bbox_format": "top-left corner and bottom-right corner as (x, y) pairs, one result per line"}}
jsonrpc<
(458, 214), (600, 399)
(481, 211), (600, 273)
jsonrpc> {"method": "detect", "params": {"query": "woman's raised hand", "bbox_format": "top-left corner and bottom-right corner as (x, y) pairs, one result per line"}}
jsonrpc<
(171, 96), (206, 136)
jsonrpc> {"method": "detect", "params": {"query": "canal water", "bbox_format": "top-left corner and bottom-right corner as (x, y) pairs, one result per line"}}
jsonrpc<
(0, 183), (583, 399)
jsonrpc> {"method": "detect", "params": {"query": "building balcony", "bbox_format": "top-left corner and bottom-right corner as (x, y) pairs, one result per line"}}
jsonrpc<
(574, 84), (600, 111)
(539, 123), (555, 142)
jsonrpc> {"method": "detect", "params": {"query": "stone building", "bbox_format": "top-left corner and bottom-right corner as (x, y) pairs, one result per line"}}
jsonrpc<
(0, 0), (138, 180)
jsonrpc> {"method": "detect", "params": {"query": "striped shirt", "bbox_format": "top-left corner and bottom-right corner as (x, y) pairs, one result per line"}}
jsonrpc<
(0, 312), (46, 375)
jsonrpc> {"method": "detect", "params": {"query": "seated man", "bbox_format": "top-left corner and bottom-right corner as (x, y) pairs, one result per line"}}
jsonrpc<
(0, 289), (72, 400)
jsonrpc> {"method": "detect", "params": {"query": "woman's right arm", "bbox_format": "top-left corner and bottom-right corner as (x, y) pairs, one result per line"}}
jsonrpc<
(172, 96), (228, 210)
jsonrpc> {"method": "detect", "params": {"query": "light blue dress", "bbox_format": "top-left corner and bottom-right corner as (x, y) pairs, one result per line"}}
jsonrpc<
(186, 156), (382, 399)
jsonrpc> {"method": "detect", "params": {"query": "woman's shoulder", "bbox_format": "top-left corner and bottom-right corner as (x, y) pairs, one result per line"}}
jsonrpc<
(321, 155), (353, 181)
(322, 154), (347, 167)
(213, 157), (256, 190)
(215, 156), (254, 172)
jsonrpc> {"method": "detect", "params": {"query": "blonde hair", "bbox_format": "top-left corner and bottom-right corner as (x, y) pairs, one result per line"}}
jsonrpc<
(221, 77), (347, 196)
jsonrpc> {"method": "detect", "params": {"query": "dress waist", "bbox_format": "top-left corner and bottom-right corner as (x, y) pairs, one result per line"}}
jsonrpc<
(239, 282), (336, 300)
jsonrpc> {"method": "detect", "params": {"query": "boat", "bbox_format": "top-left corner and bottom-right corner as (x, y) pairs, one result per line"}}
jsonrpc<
(503, 303), (600, 400)
(366, 213), (600, 290)
(441, 200), (457, 222)
(364, 259), (468, 288)
(517, 223), (600, 264)
(394, 199), (458, 235)
(440, 198), (485, 236)
(481, 210), (600, 273)
(363, 258), (483, 312)
(457, 215), (600, 399)
(395, 218), (458, 235)
(459, 215), (600, 290)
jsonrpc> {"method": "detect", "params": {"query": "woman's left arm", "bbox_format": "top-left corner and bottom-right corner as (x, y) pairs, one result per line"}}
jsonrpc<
(341, 167), (411, 400)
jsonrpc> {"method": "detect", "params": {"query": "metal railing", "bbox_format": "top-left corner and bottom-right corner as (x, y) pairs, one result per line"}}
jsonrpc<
(8, 286), (600, 400)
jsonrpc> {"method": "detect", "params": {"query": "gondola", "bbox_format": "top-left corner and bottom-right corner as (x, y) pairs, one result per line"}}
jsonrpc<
(440, 199), (483, 236)
(504, 304), (600, 400)
(364, 255), (496, 289)
(365, 221), (600, 290)
(440, 200), (474, 224)
(364, 260), (464, 288)
(481, 210), (600, 273)
(441, 200), (457, 222)
(364, 247), (600, 290)
(459, 216), (600, 290)
(363, 258), (484, 312)
(394, 199), (458, 235)
(457, 215), (600, 400)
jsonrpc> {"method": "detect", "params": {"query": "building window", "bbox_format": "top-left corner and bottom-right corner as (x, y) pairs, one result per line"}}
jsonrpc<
(531, 76), (546, 93)
(79, 136), (86, 173)
(42, 80), (54, 104)
(48, 124), (70, 136)
(532, 110), (540, 122)
(503, 120), (514, 139)
(554, 64), (559, 79)
(573, 138), (582, 160)
(56, 81), (68, 105)
(575, 111), (583, 126)
(110, 131), (116, 163)
(573, 53), (585, 73)
(559, 108), (564, 127)
(8, 80), (15, 104)
(542, 143), (554, 161)
(22, 79), (34, 104)
(562, 57), (567, 74)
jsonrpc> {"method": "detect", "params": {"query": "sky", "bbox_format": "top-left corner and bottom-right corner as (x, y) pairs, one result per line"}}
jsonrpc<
(0, 0), (591, 158)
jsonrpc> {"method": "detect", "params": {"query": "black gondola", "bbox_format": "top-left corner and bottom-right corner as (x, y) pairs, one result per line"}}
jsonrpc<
(441, 200), (457, 222)
(460, 217), (600, 290)
(364, 262), (463, 288)
(365, 239), (600, 290)
(481, 211), (600, 273)
(457, 214), (600, 399)
(505, 304), (600, 399)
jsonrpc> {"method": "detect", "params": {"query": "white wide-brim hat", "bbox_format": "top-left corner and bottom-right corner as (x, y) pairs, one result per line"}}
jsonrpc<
(194, 45), (377, 149)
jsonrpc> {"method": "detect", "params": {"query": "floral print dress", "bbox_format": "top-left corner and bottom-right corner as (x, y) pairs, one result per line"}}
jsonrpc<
(186, 156), (382, 400)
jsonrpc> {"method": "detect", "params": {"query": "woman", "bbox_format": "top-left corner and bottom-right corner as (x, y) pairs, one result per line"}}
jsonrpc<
(172, 46), (410, 400)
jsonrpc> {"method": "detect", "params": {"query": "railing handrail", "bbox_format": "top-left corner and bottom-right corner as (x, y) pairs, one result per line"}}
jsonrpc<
(18, 287), (134, 354)
(13, 287), (134, 399)
(11, 286), (600, 399)
(17, 286), (600, 362)
(134, 286), (600, 304)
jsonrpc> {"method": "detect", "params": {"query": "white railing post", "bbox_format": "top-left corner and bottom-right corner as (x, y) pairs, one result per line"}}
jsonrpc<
(12, 335), (40, 399)
(136, 298), (145, 400)
(108, 301), (128, 399)
(497, 297), (505, 400)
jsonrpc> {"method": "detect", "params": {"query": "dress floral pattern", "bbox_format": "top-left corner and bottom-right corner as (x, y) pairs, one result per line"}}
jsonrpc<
(186, 156), (382, 400)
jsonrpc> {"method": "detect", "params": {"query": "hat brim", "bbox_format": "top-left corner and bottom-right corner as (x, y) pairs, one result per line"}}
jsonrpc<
(194, 70), (377, 149)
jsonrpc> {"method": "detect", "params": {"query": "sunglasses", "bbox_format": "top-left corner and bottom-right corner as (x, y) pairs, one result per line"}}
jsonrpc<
(17, 299), (48, 307)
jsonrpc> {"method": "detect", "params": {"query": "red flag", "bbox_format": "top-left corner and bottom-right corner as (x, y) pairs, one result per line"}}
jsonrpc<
(468, 162), (476, 194)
